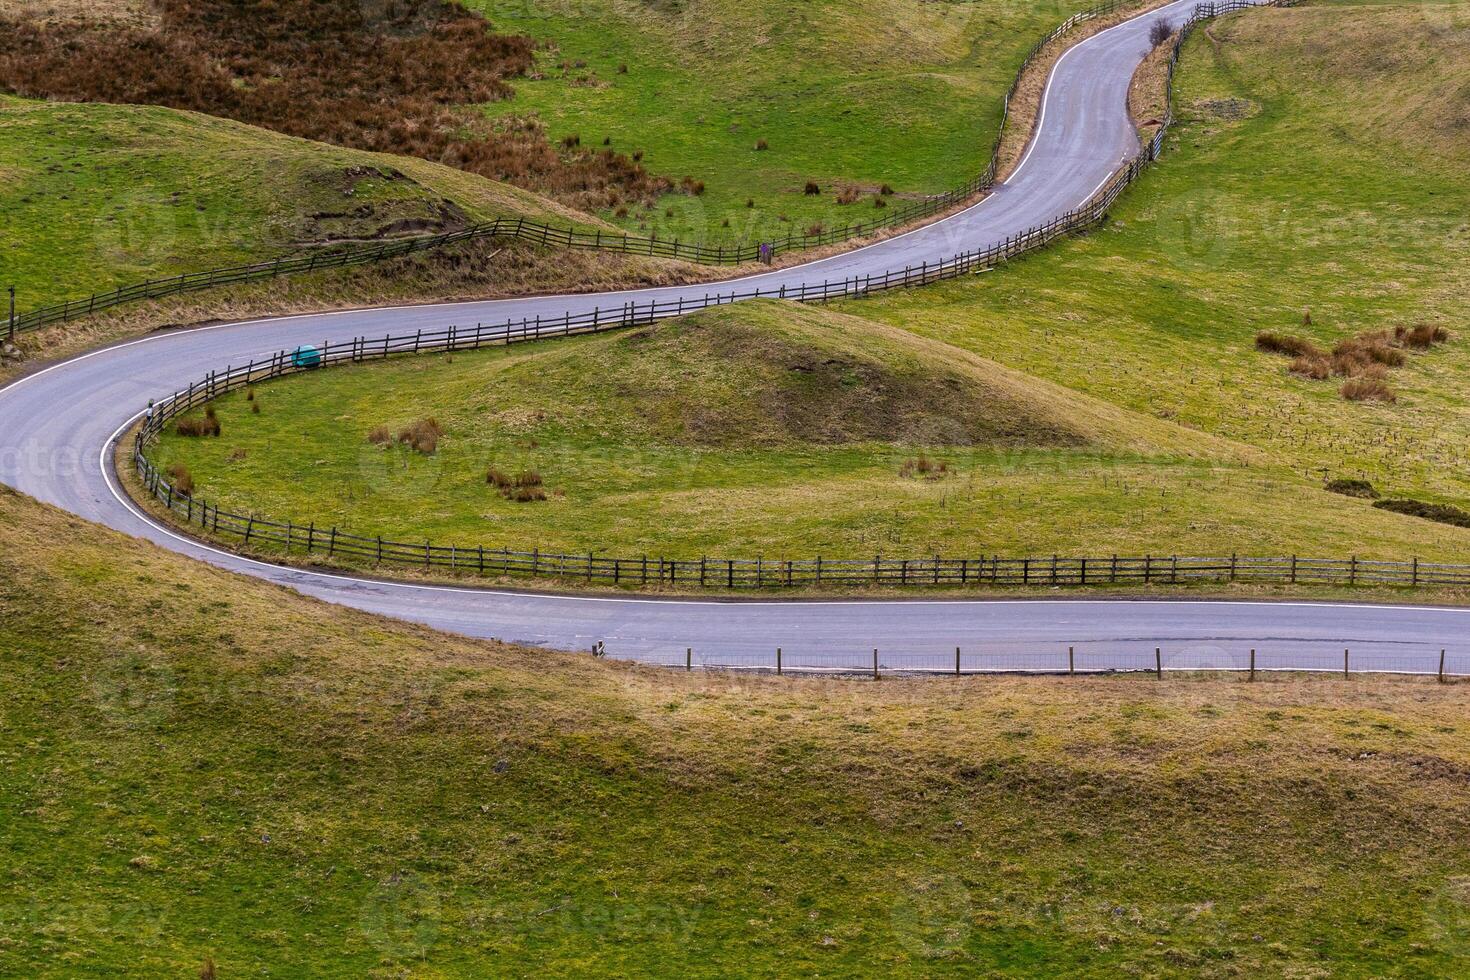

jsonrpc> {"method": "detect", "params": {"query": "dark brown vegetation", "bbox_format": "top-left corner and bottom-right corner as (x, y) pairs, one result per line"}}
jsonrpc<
(487, 465), (546, 501)
(1325, 478), (1378, 499)
(1373, 498), (1470, 528)
(899, 455), (951, 479)
(0, 0), (671, 210)
(835, 186), (861, 205)
(1340, 377), (1396, 403)
(803, 181), (820, 196)
(175, 406), (221, 437)
(166, 463), (194, 496)
(1256, 324), (1452, 402)
(1149, 18), (1174, 47)
(396, 417), (443, 454)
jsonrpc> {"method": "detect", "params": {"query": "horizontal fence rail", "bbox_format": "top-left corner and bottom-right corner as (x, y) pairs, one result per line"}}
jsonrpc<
(8, 0), (1219, 339)
(635, 646), (1468, 680)
(126, 0), (1314, 592)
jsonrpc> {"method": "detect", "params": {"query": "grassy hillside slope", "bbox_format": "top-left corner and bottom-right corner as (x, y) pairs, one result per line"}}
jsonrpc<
(151, 298), (1470, 565)
(0, 94), (605, 313)
(851, 0), (1470, 511)
(3, 481), (1470, 974)
(468, 0), (1077, 242)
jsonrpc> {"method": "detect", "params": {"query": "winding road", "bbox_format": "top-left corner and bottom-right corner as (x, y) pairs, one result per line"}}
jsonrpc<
(3, 0), (1467, 675)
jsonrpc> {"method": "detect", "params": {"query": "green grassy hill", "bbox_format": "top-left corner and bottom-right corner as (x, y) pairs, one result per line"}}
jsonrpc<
(468, 0), (1074, 242)
(0, 94), (606, 313)
(4, 480), (1470, 974)
(847, 0), (1470, 516)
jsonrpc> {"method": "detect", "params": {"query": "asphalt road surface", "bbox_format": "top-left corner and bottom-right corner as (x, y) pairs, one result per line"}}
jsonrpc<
(5, 0), (1465, 675)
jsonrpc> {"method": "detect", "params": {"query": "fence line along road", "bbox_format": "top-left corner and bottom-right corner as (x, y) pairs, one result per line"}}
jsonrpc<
(640, 645), (1467, 680)
(7, 0), (1214, 339)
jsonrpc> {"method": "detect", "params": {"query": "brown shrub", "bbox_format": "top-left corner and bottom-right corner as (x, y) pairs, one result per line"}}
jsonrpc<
(175, 407), (221, 437)
(511, 486), (547, 502)
(754, 138), (768, 151)
(1373, 498), (1470, 528)
(803, 181), (820, 195)
(835, 186), (860, 205)
(879, 184), (895, 196)
(366, 425), (391, 445)
(1340, 378), (1396, 403)
(167, 463), (194, 497)
(679, 175), (705, 196)
(1288, 355), (1331, 380)
(873, 196), (887, 208)
(1398, 323), (1451, 349)
(1255, 331), (1323, 358)
(486, 466), (512, 488)
(514, 470), (543, 488)
(1333, 332), (1403, 369)
(899, 456), (950, 479)
(397, 417), (443, 454)
(803, 223), (825, 237)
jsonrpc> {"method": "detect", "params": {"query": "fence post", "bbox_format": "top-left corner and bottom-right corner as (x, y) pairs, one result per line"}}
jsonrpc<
(1440, 649), (1446, 683)
(873, 648), (880, 681)
(1249, 648), (1256, 682)
(1155, 647), (1162, 679)
(687, 648), (692, 672)
(1068, 646), (1075, 675)
(1344, 648), (1350, 679)
(777, 647), (782, 676)
(955, 646), (961, 676)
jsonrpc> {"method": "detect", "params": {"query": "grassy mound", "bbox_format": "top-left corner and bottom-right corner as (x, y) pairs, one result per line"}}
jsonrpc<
(0, 94), (607, 314)
(5, 481), (1470, 972)
(466, 301), (1221, 452)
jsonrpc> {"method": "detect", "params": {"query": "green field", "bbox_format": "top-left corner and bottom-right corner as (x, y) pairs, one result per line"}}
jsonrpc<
(468, 0), (1078, 243)
(5, 482), (1470, 974)
(848, 0), (1470, 508)
(0, 94), (602, 312)
(150, 0), (1470, 570)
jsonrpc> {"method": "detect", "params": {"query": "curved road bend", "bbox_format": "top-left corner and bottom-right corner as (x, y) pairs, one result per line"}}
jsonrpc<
(5, 0), (1467, 672)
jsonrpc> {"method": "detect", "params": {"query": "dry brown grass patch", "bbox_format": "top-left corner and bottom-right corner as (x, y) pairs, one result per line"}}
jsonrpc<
(175, 406), (221, 437)
(1340, 377), (1396, 403)
(0, 0), (672, 212)
(166, 463), (194, 496)
(397, 417), (443, 454)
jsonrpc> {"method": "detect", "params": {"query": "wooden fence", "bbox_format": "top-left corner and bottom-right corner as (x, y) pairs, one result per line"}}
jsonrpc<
(650, 646), (1466, 679)
(9, 0), (1196, 338)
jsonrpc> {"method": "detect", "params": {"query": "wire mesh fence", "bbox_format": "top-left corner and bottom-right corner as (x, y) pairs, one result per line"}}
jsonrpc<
(5, 0), (1282, 338)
